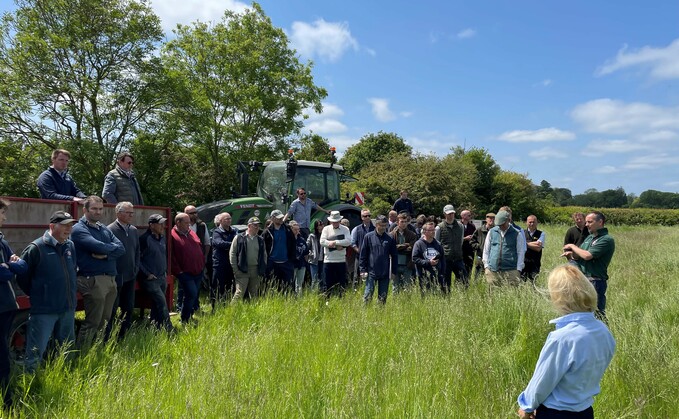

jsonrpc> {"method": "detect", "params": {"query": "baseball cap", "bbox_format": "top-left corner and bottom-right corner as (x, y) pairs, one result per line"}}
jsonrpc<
(50, 210), (76, 225)
(148, 214), (167, 224)
(443, 204), (456, 214)
(270, 209), (284, 219)
(247, 216), (261, 225)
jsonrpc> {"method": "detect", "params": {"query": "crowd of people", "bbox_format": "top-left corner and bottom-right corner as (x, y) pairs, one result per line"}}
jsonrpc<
(0, 150), (618, 415)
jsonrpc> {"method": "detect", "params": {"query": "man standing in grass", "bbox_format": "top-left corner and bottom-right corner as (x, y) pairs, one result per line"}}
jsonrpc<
(359, 215), (398, 304)
(521, 215), (545, 283)
(230, 217), (266, 302)
(564, 212), (589, 247)
(412, 221), (446, 294)
(320, 211), (352, 296)
(435, 204), (467, 290)
(171, 212), (205, 324)
(18, 211), (77, 373)
(391, 212), (418, 293)
(482, 210), (524, 286)
(71, 196), (125, 346)
(562, 211), (615, 319)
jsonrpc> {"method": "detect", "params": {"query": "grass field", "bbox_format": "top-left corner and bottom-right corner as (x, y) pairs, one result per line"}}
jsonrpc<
(5, 224), (679, 418)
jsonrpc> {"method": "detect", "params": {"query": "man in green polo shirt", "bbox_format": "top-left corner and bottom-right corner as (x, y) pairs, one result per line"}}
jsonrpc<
(562, 211), (615, 319)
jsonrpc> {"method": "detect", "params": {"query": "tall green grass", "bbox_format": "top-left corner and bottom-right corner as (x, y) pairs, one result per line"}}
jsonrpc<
(6, 225), (679, 417)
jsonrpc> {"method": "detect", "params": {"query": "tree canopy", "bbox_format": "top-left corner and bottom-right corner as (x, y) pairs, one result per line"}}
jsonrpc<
(338, 131), (412, 176)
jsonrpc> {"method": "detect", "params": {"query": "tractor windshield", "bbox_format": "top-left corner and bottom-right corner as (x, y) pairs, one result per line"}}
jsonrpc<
(292, 166), (339, 205)
(257, 162), (286, 207)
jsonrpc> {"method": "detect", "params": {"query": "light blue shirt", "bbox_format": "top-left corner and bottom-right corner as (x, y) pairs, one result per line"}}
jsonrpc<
(517, 312), (615, 413)
(287, 198), (318, 229)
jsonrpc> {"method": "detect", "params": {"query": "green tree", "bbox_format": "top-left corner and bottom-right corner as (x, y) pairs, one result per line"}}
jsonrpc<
(158, 3), (327, 203)
(294, 133), (334, 162)
(338, 131), (412, 176)
(492, 170), (547, 221)
(0, 0), (164, 196)
(451, 146), (500, 214)
(349, 153), (476, 217)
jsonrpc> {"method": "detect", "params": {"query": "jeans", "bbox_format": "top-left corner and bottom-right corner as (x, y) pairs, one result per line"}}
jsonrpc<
(0, 310), (14, 406)
(324, 262), (347, 297)
(363, 273), (390, 304)
(139, 276), (171, 330)
(105, 279), (135, 341)
(309, 262), (324, 291)
(588, 277), (608, 319)
(393, 265), (413, 293)
(443, 259), (468, 291)
(178, 272), (202, 322)
(293, 266), (307, 295)
(25, 311), (75, 373)
(266, 260), (294, 294)
(211, 265), (234, 308)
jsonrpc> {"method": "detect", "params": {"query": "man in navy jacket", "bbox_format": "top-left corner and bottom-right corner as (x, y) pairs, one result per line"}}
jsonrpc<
(18, 211), (77, 373)
(359, 215), (398, 304)
(36, 149), (87, 201)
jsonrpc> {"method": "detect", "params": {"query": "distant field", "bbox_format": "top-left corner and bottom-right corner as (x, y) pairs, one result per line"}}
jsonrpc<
(7, 224), (679, 418)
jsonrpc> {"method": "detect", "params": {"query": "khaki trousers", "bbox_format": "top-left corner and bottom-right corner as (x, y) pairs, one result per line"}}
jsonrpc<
(232, 266), (261, 302)
(76, 275), (117, 347)
(484, 269), (521, 286)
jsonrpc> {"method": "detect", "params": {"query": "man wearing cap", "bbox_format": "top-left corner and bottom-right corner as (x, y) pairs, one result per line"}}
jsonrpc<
(37, 149), (87, 202)
(320, 211), (352, 296)
(70, 196), (125, 346)
(106, 202), (140, 339)
(139, 214), (172, 331)
(102, 152), (143, 205)
(435, 204), (467, 291)
(230, 217), (266, 302)
(263, 209), (296, 293)
(483, 210), (524, 286)
(471, 213), (495, 280)
(170, 212), (205, 323)
(284, 188), (330, 238)
(359, 215), (398, 304)
(18, 210), (77, 372)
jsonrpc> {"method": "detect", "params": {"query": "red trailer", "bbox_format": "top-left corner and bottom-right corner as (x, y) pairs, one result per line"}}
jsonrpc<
(1, 197), (175, 358)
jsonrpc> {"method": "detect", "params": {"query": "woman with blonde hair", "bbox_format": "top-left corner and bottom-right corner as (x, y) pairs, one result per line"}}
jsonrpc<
(517, 264), (615, 418)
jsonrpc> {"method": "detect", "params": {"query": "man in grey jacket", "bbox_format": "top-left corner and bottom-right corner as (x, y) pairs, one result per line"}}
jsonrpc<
(107, 202), (139, 340)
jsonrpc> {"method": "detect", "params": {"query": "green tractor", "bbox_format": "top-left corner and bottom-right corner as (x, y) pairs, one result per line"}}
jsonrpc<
(196, 150), (362, 230)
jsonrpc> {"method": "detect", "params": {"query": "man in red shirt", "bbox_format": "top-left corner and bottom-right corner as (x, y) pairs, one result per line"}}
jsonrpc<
(170, 212), (205, 323)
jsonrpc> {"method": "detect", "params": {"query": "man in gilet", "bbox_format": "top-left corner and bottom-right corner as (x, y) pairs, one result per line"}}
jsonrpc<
(483, 210), (524, 286)
(434, 204), (467, 291)
(521, 215), (545, 282)
(102, 151), (143, 205)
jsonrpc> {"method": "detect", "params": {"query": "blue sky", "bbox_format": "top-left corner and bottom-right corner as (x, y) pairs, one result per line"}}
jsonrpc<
(3, 0), (679, 195)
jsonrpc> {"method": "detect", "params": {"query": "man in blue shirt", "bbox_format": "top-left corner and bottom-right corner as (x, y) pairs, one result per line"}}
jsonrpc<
(284, 188), (330, 238)
(263, 210), (295, 293)
(359, 215), (398, 304)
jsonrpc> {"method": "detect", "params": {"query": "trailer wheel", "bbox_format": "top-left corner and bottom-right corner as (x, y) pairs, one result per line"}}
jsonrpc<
(9, 310), (29, 366)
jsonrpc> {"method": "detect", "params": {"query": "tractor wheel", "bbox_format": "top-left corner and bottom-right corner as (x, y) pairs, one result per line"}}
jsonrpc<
(9, 309), (29, 366)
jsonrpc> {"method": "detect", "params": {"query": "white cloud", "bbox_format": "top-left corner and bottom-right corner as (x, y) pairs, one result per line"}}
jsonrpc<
(596, 38), (679, 80)
(367, 98), (396, 122)
(623, 153), (679, 170)
(593, 165), (619, 174)
(582, 139), (646, 156)
(306, 119), (347, 135)
(457, 28), (476, 39)
(497, 127), (575, 143)
(639, 130), (678, 142)
(528, 147), (568, 160)
(400, 111), (414, 118)
(571, 99), (679, 135)
(407, 132), (459, 155)
(289, 19), (358, 62)
(151, 0), (248, 32)
(302, 102), (347, 135)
